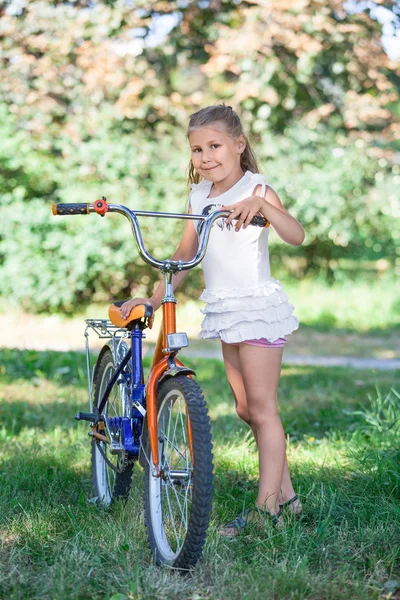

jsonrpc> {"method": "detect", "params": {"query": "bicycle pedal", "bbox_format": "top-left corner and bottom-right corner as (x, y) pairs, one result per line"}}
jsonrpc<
(75, 411), (97, 422)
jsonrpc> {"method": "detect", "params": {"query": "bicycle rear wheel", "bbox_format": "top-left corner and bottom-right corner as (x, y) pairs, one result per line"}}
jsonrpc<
(142, 375), (213, 569)
(91, 347), (133, 504)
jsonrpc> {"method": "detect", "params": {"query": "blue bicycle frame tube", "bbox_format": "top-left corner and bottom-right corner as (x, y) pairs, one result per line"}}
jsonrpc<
(131, 328), (143, 386)
(131, 328), (146, 424)
(98, 349), (131, 415)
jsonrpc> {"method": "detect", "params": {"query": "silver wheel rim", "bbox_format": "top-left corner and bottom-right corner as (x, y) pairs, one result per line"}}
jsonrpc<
(148, 388), (193, 561)
(94, 358), (123, 505)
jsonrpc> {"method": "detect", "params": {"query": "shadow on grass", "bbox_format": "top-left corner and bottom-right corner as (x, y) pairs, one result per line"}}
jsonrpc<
(0, 347), (88, 385)
(184, 355), (400, 441)
(0, 451), (91, 515)
(0, 450), (149, 600)
(0, 444), (143, 528)
(0, 397), (88, 434)
(214, 444), (400, 504)
(1, 349), (399, 600)
(1, 348), (400, 440)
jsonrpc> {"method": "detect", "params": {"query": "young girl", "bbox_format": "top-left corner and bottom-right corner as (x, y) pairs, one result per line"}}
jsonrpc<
(121, 104), (305, 535)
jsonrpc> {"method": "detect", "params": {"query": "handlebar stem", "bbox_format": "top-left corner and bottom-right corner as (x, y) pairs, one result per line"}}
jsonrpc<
(162, 271), (176, 304)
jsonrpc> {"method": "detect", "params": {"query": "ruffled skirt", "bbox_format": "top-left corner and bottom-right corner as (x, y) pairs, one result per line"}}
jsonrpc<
(199, 279), (299, 344)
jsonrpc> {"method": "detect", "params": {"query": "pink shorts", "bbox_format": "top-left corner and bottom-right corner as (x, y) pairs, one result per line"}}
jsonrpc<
(229, 337), (286, 348)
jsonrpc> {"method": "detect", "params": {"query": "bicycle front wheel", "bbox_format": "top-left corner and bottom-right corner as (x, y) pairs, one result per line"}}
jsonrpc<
(142, 375), (213, 569)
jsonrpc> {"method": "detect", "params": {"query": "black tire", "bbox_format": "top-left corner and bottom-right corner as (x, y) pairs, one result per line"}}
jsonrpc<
(91, 347), (134, 504)
(142, 376), (213, 569)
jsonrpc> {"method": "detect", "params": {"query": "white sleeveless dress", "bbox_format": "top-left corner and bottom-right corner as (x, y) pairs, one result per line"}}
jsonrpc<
(189, 171), (299, 344)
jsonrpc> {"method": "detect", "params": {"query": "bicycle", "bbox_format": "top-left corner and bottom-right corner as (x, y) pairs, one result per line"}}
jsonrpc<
(52, 196), (269, 569)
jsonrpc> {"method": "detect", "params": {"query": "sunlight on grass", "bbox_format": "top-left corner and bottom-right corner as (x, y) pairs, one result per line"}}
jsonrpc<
(0, 349), (399, 600)
(208, 401), (234, 419)
(285, 277), (400, 332)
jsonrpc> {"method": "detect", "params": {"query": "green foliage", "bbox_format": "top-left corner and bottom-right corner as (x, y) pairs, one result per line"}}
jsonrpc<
(1, 110), (398, 312)
(0, 120), (199, 312)
(0, 0), (399, 312)
(261, 124), (400, 271)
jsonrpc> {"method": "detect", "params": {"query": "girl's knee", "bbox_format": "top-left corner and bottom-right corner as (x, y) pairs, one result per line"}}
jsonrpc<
(249, 413), (278, 429)
(236, 404), (251, 424)
(247, 398), (280, 427)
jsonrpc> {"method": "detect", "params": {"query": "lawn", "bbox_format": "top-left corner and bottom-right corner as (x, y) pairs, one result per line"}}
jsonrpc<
(0, 349), (399, 600)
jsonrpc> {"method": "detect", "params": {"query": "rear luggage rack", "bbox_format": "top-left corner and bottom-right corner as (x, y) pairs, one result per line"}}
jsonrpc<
(84, 319), (126, 339)
(84, 319), (131, 412)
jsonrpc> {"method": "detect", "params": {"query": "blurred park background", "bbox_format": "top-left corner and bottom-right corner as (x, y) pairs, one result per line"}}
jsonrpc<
(1, 3), (400, 599)
(0, 0), (399, 358)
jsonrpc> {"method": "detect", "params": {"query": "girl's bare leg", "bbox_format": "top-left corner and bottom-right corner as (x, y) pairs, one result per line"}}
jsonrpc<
(221, 342), (252, 426)
(221, 342), (299, 516)
(238, 344), (285, 513)
(279, 456), (302, 514)
(280, 456), (296, 502)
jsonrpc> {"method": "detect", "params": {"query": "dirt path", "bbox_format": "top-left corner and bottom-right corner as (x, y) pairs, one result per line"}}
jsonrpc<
(1, 311), (399, 370)
(180, 345), (400, 370)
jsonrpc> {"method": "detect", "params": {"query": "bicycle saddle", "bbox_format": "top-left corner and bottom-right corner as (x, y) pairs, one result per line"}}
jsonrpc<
(108, 301), (154, 330)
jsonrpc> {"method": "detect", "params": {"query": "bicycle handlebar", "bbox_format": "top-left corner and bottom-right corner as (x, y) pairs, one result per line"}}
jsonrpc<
(52, 203), (90, 216)
(52, 198), (270, 273)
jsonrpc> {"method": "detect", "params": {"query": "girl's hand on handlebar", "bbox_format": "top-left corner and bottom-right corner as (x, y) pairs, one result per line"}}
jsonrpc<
(120, 298), (155, 320)
(222, 195), (264, 231)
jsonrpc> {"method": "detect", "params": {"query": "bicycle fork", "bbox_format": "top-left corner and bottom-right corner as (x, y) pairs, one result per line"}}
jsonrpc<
(145, 270), (194, 476)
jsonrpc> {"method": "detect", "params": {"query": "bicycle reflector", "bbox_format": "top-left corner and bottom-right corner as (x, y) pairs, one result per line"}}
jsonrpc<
(93, 197), (108, 216)
(166, 333), (189, 350)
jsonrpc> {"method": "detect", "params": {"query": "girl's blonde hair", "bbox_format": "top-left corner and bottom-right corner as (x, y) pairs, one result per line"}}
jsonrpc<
(187, 104), (259, 186)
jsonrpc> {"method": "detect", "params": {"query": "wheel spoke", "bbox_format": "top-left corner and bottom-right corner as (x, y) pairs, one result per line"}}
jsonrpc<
(163, 434), (187, 463)
(167, 479), (188, 550)
(164, 482), (180, 549)
(145, 378), (212, 567)
(178, 402), (188, 447)
(166, 404), (173, 463)
(170, 397), (180, 460)
(168, 478), (188, 524)
(161, 402), (191, 551)
(92, 347), (132, 506)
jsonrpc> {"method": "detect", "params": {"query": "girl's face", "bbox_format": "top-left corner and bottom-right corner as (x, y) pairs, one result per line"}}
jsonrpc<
(189, 123), (245, 184)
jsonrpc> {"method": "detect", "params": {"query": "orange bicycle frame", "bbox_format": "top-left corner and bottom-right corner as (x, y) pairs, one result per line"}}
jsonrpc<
(145, 272), (193, 475)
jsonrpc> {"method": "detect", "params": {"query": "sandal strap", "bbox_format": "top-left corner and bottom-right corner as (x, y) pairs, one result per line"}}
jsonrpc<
(223, 514), (248, 534)
(271, 510), (282, 526)
(222, 506), (282, 535)
(279, 495), (298, 509)
(252, 506), (282, 526)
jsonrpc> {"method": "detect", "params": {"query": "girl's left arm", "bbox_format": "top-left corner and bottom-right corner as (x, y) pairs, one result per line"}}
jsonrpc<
(223, 187), (305, 246)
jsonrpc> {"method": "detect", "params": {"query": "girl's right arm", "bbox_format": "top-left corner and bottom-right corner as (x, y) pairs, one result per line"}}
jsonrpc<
(120, 215), (199, 319)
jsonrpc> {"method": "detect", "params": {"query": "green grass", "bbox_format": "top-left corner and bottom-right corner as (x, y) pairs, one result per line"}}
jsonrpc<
(0, 349), (400, 599)
(284, 276), (400, 334)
